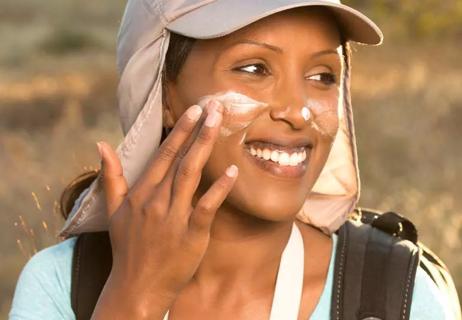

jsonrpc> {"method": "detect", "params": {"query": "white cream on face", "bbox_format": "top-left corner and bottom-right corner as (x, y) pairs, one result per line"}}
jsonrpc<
(197, 91), (268, 136)
(304, 98), (339, 138)
(197, 91), (339, 138)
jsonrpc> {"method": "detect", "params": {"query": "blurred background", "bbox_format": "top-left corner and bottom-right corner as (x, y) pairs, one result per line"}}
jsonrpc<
(0, 0), (461, 317)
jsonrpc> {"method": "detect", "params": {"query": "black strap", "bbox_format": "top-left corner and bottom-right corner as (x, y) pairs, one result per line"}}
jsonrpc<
(71, 232), (112, 320)
(331, 217), (420, 320)
(357, 226), (393, 319)
(331, 220), (369, 320)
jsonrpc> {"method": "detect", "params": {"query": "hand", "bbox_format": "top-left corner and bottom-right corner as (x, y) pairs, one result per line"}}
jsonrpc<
(92, 101), (238, 319)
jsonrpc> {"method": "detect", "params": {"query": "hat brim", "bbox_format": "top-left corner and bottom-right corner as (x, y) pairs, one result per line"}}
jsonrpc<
(167, 0), (383, 45)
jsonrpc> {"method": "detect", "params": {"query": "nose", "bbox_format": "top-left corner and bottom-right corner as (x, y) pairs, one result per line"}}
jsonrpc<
(269, 78), (308, 130)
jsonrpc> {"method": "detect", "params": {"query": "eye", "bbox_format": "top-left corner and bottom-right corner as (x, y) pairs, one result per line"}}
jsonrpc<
(306, 72), (337, 86)
(233, 63), (270, 76)
(307, 72), (337, 86)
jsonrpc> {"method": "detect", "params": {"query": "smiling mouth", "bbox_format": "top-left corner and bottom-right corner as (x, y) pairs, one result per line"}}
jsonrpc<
(244, 141), (311, 178)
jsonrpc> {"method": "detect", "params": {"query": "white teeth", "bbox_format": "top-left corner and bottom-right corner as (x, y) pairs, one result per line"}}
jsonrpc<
(249, 146), (307, 166)
(289, 153), (300, 166)
(279, 152), (290, 166)
(270, 151), (279, 162)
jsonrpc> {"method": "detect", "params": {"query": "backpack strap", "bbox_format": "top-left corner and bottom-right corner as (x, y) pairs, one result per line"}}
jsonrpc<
(331, 212), (420, 320)
(71, 232), (112, 320)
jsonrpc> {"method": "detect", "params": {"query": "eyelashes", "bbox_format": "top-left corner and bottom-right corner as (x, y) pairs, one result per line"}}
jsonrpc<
(233, 63), (270, 76)
(306, 73), (337, 86)
(233, 63), (338, 86)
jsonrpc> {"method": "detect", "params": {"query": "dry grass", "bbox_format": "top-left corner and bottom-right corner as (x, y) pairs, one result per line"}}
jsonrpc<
(353, 43), (462, 304)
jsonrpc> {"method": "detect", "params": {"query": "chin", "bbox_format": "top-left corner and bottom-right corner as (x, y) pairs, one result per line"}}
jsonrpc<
(199, 135), (321, 223)
(224, 183), (306, 223)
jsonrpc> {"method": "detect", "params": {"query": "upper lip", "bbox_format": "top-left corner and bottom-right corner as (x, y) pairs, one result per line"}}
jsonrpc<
(245, 136), (314, 151)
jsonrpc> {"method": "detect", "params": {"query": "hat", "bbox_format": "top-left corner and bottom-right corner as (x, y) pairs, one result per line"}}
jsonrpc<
(60, 0), (382, 236)
(167, 0), (382, 45)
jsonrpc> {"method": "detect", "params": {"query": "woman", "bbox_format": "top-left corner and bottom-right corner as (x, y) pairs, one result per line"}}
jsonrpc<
(9, 1), (459, 319)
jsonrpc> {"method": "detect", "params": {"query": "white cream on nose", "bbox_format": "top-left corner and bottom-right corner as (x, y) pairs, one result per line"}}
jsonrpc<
(301, 107), (311, 121)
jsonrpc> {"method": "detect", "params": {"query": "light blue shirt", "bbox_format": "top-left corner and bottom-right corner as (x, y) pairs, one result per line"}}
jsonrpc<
(9, 235), (455, 319)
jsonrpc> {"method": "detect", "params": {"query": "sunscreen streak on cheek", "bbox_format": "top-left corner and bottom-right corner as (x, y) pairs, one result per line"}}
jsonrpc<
(197, 91), (269, 137)
(305, 99), (339, 138)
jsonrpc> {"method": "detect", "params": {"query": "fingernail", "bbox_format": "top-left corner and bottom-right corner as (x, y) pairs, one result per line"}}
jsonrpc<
(225, 165), (238, 178)
(96, 142), (104, 159)
(205, 109), (221, 127)
(211, 99), (223, 112)
(186, 105), (203, 121)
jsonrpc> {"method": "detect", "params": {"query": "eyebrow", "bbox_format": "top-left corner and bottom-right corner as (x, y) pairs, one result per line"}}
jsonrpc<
(227, 39), (340, 58)
(227, 39), (284, 53)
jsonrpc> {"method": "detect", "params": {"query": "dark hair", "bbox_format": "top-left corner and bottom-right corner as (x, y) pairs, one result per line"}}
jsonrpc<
(60, 26), (351, 219)
(59, 33), (196, 219)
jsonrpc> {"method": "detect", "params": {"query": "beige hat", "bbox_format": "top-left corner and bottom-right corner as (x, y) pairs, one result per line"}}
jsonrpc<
(60, 0), (383, 236)
(167, 0), (382, 44)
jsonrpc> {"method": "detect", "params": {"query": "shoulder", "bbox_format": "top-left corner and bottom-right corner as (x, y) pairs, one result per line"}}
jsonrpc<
(25, 237), (76, 269)
(16, 237), (77, 286)
(410, 264), (459, 320)
(9, 237), (77, 320)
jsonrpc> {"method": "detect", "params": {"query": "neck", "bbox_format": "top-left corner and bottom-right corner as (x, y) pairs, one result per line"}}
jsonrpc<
(191, 201), (295, 296)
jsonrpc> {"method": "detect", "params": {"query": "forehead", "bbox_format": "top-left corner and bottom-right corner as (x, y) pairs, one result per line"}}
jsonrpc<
(196, 7), (341, 52)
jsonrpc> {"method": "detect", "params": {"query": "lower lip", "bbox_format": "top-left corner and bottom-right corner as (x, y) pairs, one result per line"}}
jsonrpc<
(243, 147), (308, 179)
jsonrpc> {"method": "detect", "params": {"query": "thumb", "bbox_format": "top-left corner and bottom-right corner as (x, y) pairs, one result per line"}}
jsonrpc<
(97, 141), (128, 218)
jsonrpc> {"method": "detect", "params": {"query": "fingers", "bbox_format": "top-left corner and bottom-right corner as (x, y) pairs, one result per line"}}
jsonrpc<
(132, 104), (204, 194)
(98, 141), (129, 218)
(169, 101), (224, 211)
(188, 165), (238, 237)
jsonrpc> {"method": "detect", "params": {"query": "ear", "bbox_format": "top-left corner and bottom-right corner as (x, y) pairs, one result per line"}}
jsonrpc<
(162, 82), (176, 129)
(162, 103), (176, 129)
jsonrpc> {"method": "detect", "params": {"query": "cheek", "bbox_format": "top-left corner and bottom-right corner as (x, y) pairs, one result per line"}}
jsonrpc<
(197, 91), (269, 137)
(196, 136), (241, 200)
(219, 109), (264, 137)
(310, 139), (335, 179)
(305, 97), (340, 138)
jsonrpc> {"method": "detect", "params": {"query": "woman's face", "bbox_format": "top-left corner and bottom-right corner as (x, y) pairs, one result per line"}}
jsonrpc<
(166, 8), (343, 221)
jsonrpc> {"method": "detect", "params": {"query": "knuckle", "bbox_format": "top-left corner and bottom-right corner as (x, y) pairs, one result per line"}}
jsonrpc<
(196, 200), (213, 213)
(176, 146), (188, 161)
(142, 199), (163, 217)
(215, 176), (230, 190)
(157, 145), (177, 161)
(196, 128), (214, 145)
(177, 164), (197, 179)
(126, 192), (141, 210)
